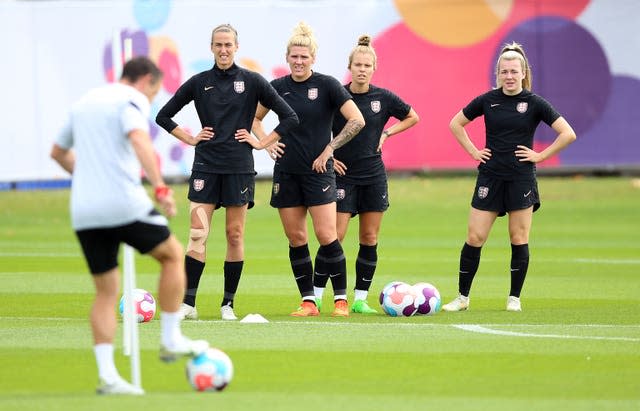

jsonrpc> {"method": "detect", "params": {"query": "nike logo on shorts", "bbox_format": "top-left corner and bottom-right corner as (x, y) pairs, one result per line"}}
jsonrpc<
(241, 187), (248, 194)
(322, 185), (330, 192)
(524, 190), (532, 198)
(204, 86), (214, 91)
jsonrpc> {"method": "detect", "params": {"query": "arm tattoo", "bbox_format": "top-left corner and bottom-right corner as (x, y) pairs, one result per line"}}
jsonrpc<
(329, 118), (364, 150)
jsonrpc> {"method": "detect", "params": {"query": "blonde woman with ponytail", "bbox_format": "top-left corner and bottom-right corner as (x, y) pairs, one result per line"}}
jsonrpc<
(444, 42), (576, 312)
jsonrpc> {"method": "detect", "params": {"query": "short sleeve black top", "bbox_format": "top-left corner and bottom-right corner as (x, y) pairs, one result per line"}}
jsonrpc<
(270, 72), (352, 174)
(462, 88), (560, 179)
(333, 84), (411, 184)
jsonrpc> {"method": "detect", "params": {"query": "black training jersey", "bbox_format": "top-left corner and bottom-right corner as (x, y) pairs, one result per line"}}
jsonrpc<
(463, 88), (561, 179)
(333, 84), (411, 184)
(270, 72), (352, 174)
(156, 63), (298, 174)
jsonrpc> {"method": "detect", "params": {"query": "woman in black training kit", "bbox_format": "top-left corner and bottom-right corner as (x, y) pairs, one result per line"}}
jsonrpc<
(442, 42), (576, 312)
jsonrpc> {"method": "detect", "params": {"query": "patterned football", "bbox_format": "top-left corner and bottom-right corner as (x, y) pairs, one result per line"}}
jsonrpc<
(379, 281), (417, 317)
(412, 282), (441, 315)
(118, 288), (156, 323)
(186, 348), (233, 392)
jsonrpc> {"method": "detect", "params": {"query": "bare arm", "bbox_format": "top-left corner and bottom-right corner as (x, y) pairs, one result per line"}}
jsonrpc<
(515, 117), (576, 163)
(449, 110), (491, 163)
(312, 99), (364, 173)
(129, 129), (176, 217)
(377, 107), (420, 151)
(169, 126), (213, 146)
(236, 103), (285, 158)
(50, 144), (75, 174)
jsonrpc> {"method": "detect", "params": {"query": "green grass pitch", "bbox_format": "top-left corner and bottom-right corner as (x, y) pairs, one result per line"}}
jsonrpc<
(0, 176), (639, 410)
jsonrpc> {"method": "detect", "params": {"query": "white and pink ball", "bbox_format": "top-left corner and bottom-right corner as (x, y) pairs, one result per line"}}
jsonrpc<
(379, 281), (417, 317)
(412, 282), (441, 315)
(119, 288), (156, 323)
(186, 348), (233, 392)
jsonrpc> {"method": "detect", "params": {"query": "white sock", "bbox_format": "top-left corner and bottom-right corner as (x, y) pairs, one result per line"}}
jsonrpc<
(354, 289), (368, 301)
(313, 286), (325, 299)
(94, 343), (119, 384)
(334, 294), (347, 301)
(161, 311), (182, 348)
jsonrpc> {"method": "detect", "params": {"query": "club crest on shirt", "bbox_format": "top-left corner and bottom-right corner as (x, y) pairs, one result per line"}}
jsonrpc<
(234, 81), (245, 93)
(308, 88), (318, 100)
(370, 100), (381, 113)
(193, 179), (205, 192)
(477, 186), (489, 199)
(272, 183), (280, 195)
(516, 102), (528, 113)
(336, 188), (346, 201)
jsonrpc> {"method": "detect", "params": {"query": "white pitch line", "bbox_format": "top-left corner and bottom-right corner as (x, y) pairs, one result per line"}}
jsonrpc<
(574, 258), (640, 265)
(453, 324), (640, 342)
(2, 317), (639, 342)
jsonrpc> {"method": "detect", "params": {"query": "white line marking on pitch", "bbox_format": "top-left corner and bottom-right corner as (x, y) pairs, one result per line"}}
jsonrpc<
(453, 324), (640, 342)
(3, 317), (639, 342)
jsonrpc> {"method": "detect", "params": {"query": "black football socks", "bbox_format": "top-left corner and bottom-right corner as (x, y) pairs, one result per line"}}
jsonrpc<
(459, 242), (482, 297)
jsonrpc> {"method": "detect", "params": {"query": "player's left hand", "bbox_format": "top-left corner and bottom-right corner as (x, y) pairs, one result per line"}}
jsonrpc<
(515, 145), (543, 163)
(267, 141), (286, 160)
(235, 129), (259, 148)
(312, 146), (334, 173)
(377, 135), (389, 152)
(333, 158), (347, 175)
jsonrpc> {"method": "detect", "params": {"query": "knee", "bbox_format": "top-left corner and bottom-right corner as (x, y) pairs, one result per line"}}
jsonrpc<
(314, 229), (336, 245)
(225, 225), (244, 248)
(509, 228), (530, 245)
(359, 231), (378, 246)
(167, 236), (184, 260)
(286, 229), (308, 247)
(156, 235), (184, 264)
(187, 225), (210, 254)
(510, 234), (529, 245)
(466, 231), (487, 247)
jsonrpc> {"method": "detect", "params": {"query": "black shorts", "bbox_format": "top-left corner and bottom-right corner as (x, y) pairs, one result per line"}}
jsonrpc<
(270, 170), (336, 208)
(471, 174), (540, 217)
(188, 171), (255, 209)
(336, 180), (389, 216)
(75, 211), (171, 274)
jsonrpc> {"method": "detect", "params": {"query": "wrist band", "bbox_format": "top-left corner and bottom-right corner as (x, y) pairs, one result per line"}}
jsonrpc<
(155, 186), (170, 201)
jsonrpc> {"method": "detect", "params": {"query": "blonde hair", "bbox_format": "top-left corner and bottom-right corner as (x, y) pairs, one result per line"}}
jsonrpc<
(211, 23), (238, 45)
(348, 34), (377, 69)
(287, 21), (318, 57)
(495, 41), (532, 91)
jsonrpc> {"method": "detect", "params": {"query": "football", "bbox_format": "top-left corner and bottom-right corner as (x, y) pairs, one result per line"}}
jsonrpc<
(118, 288), (156, 323)
(412, 282), (441, 315)
(379, 281), (417, 317)
(186, 348), (234, 392)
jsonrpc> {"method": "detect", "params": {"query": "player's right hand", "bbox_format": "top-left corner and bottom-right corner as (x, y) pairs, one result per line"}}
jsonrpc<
(192, 127), (214, 145)
(472, 147), (491, 163)
(155, 186), (177, 218)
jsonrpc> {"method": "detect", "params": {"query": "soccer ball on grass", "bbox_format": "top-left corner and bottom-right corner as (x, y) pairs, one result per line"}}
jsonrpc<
(118, 288), (156, 323)
(379, 281), (417, 317)
(186, 348), (233, 392)
(412, 282), (441, 315)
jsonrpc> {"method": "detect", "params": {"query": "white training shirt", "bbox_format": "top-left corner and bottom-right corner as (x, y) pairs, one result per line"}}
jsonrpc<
(56, 83), (162, 230)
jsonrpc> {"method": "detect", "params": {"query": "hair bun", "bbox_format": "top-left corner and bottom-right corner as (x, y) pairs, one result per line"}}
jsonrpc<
(357, 35), (371, 47)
